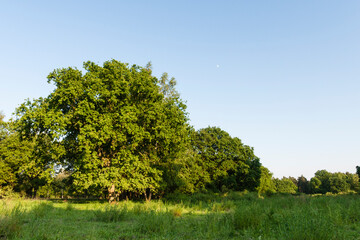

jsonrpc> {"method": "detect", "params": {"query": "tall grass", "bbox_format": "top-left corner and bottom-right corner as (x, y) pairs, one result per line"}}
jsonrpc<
(1, 193), (360, 239)
(92, 205), (127, 222)
(0, 201), (25, 239)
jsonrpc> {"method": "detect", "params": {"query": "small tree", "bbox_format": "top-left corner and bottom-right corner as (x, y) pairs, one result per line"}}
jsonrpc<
(329, 172), (350, 193)
(297, 175), (310, 194)
(310, 177), (321, 194)
(52, 169), (71, 199)
(314, 170), (332, 193)
(345, 172), (360, 192)
(273, 177), (297, 194)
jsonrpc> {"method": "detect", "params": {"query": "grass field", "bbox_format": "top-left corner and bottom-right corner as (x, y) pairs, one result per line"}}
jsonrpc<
(1, 192), (360, 239)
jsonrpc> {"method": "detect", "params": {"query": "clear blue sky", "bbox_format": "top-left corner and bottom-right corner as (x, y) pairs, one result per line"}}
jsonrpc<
(1, 1), (360, 179)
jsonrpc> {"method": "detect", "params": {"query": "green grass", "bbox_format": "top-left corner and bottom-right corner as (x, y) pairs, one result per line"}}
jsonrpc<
(1, 193), (360, 239)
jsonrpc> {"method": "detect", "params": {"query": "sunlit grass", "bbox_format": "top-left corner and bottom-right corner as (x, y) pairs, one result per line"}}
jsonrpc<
(1, 193), (360, 239)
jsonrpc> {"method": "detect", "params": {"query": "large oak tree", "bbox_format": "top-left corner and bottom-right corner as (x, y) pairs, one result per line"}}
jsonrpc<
(15, 60), (190, 201)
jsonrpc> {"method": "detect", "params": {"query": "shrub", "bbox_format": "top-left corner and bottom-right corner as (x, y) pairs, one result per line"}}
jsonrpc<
(0, 187), (22, 199)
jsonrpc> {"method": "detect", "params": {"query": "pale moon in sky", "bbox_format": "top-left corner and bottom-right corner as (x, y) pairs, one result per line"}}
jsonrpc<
(216, 64), (220, 68)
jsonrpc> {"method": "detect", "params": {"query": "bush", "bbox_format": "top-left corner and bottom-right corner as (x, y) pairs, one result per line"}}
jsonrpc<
(0, 187), (22, 199)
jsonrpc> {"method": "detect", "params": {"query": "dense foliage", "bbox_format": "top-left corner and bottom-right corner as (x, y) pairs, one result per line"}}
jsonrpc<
(1, 60), (359, 200)
(191, 127), (261, 192)
(0, 113), (53, 198)
(13, 60), (194, 200)
(1, 60), (265, 200)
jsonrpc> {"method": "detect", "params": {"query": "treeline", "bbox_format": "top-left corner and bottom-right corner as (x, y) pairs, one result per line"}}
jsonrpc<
(0, 60), (358, 201)
(0, 60), (262, 201)
(257, 169), (360, 195)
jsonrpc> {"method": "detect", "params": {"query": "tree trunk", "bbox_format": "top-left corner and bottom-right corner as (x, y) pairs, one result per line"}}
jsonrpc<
(108, 184), (116, 203)
(144, 188), (152, 202)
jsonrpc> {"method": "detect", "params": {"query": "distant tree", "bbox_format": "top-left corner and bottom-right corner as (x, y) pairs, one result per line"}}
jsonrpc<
(273, 177), (297, 194)
(288, 176), (298, 186)
(51, 169), (71, 199)
(297, 175), (310, 194)
(256, 166), (276, 195)
(192, 127), (261, 192)
(345, 172), (360, 192)
(309, 177), (321, 193)
(356, 166), (360, 181)
(309, 170), (359, 194)
(329, 172), (350, 193)
(314, 170), (332, 193)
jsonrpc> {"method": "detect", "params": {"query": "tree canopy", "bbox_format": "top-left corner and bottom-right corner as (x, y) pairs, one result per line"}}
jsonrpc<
(3, 59), (357, 200)
(191, 127), (261, 192)
(15, 60), (190, 200)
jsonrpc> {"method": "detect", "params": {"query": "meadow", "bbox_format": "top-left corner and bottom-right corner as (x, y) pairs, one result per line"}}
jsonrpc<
(1, 192), (360, 240)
